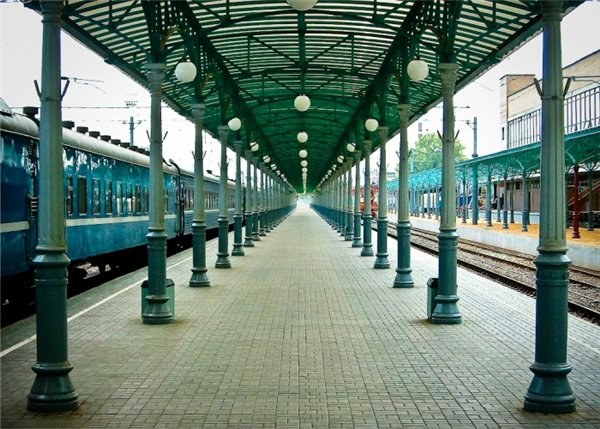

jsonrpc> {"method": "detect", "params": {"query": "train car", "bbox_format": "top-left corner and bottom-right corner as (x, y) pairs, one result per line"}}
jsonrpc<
(1, 101), (234, 306)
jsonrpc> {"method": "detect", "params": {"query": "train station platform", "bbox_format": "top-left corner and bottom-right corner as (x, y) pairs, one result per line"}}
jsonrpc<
(1, 207), (599, 428)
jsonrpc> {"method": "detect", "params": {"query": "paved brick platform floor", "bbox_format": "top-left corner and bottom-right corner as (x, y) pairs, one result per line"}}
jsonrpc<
(1, 207), (599, 428)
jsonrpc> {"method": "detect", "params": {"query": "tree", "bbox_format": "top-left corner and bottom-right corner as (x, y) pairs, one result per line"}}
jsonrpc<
(409, 132), (468, 173)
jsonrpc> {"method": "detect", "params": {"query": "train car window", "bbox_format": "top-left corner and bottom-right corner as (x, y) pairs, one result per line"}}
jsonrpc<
(77, 176), (87, 215)
(66, 175), (74, 215)
(143, 187), (149, 213)
(105, 180), (113, 215)
(116, 182), (123, 215)
(126, 184), (133, 214)
(92, 179), (101, 215)
(135, 185), (141, 213)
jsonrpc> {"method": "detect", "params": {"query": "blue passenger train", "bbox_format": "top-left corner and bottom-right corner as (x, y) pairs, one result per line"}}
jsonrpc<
(0, 100), (234, 306)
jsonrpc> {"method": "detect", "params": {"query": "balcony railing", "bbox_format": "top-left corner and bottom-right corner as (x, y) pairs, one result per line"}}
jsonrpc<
(507, 85), (600, 148)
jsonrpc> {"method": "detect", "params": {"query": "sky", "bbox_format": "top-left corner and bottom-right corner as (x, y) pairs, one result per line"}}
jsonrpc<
(1, 1), (599, 179)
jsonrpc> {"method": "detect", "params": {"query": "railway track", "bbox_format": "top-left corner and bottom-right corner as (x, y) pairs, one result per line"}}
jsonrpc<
(385, 222), (600, 324)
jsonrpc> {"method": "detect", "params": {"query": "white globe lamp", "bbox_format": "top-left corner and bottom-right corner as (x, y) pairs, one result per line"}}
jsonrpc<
(227, 117), (241, 131)
(299, 149), (308, 158)
(365, 118), (379, 132)
(346, 142), (356, 152)
(407, 58), (429, 82)
(297, 131), (308, 143)
(300, 160), (308, 167)
(175, 61), (197, 83)
(286, 0), (318, 12)
(294, 94), (311, 112)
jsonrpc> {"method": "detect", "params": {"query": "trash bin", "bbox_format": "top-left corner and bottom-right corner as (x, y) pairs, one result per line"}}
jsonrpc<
(141, 279), (175, 317)
(427, 277), (438, 320)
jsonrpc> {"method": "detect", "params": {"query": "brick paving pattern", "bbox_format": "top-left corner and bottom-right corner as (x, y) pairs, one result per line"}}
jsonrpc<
(1, 207), (599, 428)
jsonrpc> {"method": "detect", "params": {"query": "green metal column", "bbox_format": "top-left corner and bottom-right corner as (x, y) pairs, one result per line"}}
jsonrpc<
(502, 173), (509, 229)
(142, 62), (173, 324)
(28, 0), (78, 412)
(345, 158), (353, 241)
(472, 119), (479, 225)
(338, 171), (345, 235)
(265, 173), (272, 233)
(232, 141), (244, 256)
(259, 169), (267, 236)
(486, 172), (493, 227)
(461, 173), (467, 223)
(361, 140), (374, 256)
(524, 0), (575, 413)
(374, 126), (390, 269)
(352, 152), (363, 247)
(215, 126), (231, 268)
(394, 104), (414, 288)
(432, 63), (462, 325)
(522, 174), (529, 232)
(189, 104), (210, 287)
(252, 157), (261, 241)
(244, 151), (255, 247)
(587, 169), (594, 231)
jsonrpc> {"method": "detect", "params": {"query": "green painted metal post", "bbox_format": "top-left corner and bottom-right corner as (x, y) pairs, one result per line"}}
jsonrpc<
(232, 141), (244, 256)
(394, 104), (414, 288)
(522, 174), (529, 232)
(28, 0), (79, 412)
(374, 127), (390, 269)
(587, 169), (594, 231)
(338, 171), (345, 235)
(472, 118), (479, 225)
(215, 126), (231, 268)
(259, 169), (267, 237)
(352, 152), (363, 248)
(524, 0), (575, 413)
(432, 63), (462, 325)
(486, 172), (493, 227)
(345, 158), (353, 241)
(361, 140), (374, 257)
(502, 174), (509, 229)
(142, 62), (173, 324)
(265, 173), (272, 233)
(244, 151), (255, 247)
(189, 104), (210, 287)
(461, 174), (467, 224)
(252, 157), (261, 241)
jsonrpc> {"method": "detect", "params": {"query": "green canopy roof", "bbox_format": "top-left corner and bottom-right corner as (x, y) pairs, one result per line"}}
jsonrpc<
(28, 0), (583, 192)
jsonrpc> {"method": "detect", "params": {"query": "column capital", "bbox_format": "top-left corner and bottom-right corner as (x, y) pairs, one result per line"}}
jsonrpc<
(377, 126), (389, 144)
(191, 103), (206, 122)
(438, 63), (459, 93)
(218, 125), (229, 143)
(40, 0), (63, 18)
(397, 104), (410, 126)
(234, 140), (243, 154)
(363, 139), (372, 153)
(145, 63), (166, 91)
(354, 151), (362, 163)
(541, 0), (562, 17)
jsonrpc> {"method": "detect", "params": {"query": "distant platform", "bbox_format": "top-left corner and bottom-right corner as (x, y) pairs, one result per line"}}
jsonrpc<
(407, 214), (600, 270)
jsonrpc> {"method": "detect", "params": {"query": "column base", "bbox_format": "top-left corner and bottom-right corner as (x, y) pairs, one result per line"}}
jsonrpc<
(352, 239), (362, 248)
(360, 245), (374, 257)
(431, 294), (462, 324)
(215, 254), (231, 268)
(524, 363), (576, 413)
(374, 255), (390, 269)
(189, 267), (210, 287)
(252, 234), (261, 241)
(232, 244), (245, 256)
(393, 268), (414, 288)
(244, 237), (255, 247)
(28, 362), (78, 412)
(142, 278), (174, 324)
